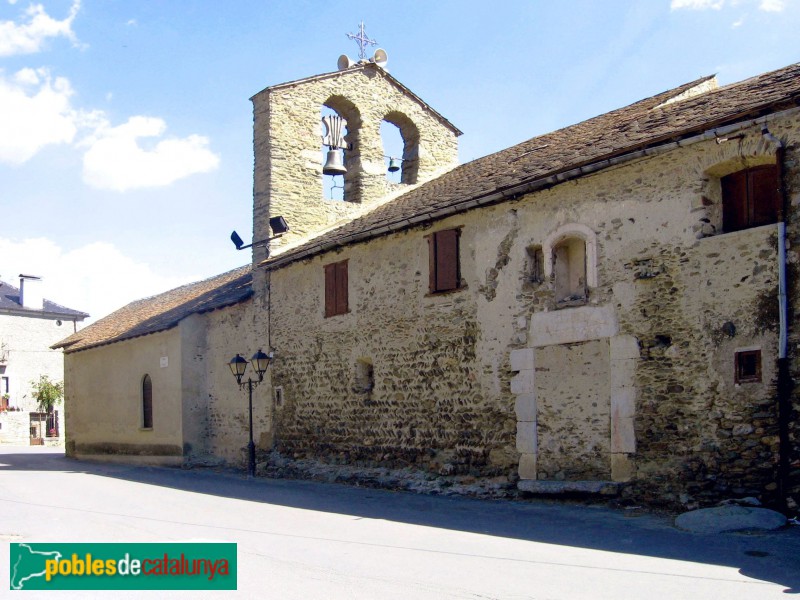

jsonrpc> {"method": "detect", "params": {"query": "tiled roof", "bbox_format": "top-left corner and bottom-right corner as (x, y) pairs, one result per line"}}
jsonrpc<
(0, 280), (89, 319)
(53, 266), (252, 353)
(264, 62), (800, 270)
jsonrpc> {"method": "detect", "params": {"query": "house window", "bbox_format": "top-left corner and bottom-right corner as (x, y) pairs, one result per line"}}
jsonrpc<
(553, 237), (587, 303)
(142, 374), (153, 429)
(722, 165), (779, 233)
(735, 350), (762, 384)
(324, 260), (349, 317)
(428, 228), (461, 293)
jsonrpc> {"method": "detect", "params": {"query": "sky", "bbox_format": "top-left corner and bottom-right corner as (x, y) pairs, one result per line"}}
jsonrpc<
(1, 0), (799, 323)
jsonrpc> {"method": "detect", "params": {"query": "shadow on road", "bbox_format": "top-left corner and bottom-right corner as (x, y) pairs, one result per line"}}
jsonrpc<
(2, 448), (799, 593)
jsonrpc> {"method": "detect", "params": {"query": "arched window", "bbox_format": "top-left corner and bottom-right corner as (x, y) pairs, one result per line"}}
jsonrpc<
(542, 224), (598, 306)
(383, 111), (420, 185)
(381, 120), (404, 184)
(142, 374), (153, 429)
(321, 96), (362, 203)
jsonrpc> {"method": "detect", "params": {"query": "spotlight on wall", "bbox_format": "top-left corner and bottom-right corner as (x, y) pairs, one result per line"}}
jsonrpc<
(230, 216), (290, 251)
(268, 216), (289, 236)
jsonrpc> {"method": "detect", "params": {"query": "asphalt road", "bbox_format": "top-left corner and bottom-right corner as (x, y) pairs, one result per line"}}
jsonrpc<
(1, 446), (799, 599)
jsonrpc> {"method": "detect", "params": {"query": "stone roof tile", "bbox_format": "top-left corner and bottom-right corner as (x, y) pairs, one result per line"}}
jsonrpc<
(53, 265), (252, 353)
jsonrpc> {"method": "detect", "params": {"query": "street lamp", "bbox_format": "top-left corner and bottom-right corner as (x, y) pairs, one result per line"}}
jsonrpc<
(228, 349), (271, 477)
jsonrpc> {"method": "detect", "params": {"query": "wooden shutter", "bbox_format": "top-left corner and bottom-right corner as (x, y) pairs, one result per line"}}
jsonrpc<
(324, 261), (348, 317)
(324, 263), (336, 317)
(723, 165), (779, 232)
(436, 229), (459, 292)
(722, 170), (748, 233)
(428, 235), (436, 293)
(335, 260), (348, 315)
(429, 229), (459, 293)
(749, 164), (779, 227)
(142, 374), (153, 429)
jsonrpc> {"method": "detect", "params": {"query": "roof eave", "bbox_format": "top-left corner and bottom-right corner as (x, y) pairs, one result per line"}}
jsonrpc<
(0, 308), (89, 320)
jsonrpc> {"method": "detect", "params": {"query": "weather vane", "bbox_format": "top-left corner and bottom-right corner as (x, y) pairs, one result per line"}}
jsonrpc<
(346, 21), (377, 60)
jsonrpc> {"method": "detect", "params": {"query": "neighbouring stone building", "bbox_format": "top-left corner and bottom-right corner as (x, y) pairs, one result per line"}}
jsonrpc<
(0, 275), (88, 445)
(56, 59), (800, 510)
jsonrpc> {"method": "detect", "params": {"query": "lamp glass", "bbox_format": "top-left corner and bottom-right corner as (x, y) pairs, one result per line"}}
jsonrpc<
(229, 354), (248, 379)
(251, 349), (270, 377)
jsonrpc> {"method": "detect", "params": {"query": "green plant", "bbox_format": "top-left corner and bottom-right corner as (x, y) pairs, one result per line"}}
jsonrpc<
(30, 375), (63, 414)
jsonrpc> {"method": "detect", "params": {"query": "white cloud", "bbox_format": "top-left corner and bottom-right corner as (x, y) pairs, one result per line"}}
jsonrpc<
(0, 237), (199, 322)
(671, 0), (725, 9)
(671, 0), (788, 10)
(0, 3), (217, 190)
(0, 68), (77, 164)
(0, 67), (219, 189)
(80, 116), (220, 192)
(0, 0), (81, 57)
(732, 16), (746, 25)
(759, 0), (786, 11)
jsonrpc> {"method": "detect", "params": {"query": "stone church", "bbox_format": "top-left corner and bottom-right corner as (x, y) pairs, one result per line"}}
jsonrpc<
(55, 57), (800, 510)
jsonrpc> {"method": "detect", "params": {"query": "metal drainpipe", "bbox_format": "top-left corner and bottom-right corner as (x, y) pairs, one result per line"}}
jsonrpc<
(762, 125), (792, 513)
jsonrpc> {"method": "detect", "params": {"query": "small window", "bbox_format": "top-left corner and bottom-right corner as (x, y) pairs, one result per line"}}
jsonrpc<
(324, 260), (349, 317)
(142, 374), (153, 429)
(735, 350), (762, 384)
(527, 245), (544, 283)
(354, 359), (374, 394)
(553, 237), (587, 303)
(722, 165), (779, 233)
(428, 228), (461, 293)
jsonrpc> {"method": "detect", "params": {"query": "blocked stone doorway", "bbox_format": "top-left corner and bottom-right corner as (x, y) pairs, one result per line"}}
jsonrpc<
(535, 340), (611, 480)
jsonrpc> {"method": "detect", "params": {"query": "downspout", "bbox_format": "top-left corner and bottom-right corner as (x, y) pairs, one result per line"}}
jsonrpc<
(762, 125), (792, 513)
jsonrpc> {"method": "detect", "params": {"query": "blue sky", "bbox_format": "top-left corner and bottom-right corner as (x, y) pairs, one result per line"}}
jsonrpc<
(1, 0), (798, 321)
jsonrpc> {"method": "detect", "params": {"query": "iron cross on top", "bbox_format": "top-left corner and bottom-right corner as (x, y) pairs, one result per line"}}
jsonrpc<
(346, 21), (377, 60)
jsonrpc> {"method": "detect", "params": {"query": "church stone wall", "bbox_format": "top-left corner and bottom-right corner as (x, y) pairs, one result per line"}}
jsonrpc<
(268, 220), (513, 476)
(201, 298), (274, 466)
(262, 110), (800, 508)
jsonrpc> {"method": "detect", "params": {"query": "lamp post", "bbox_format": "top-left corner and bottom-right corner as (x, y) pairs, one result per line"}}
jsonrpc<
(228, 349), (271, 477)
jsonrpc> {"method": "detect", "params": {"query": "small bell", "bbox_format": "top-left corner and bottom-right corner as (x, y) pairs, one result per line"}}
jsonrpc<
(323, 149), (347, 176)
(387, 157), (401, 173)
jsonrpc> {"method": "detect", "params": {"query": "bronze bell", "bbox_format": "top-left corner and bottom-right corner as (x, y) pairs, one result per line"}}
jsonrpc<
(387, 157), (401, 173)
(323, 149), (346, 175)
